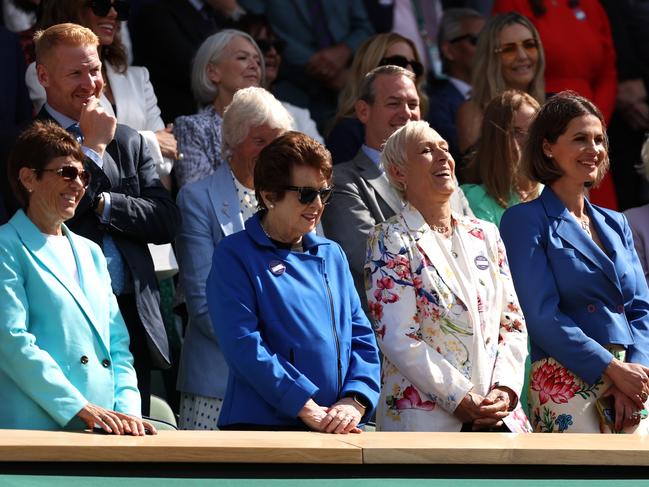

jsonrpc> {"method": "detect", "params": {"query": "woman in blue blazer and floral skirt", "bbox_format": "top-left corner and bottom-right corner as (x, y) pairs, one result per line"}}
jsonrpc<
(0, 122), (152, 434)
(501, 91), (649, 434)
(206, 132), (380, 433)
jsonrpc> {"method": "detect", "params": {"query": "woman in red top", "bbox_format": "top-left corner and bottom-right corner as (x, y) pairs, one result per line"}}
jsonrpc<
(492, 0), (618, 209)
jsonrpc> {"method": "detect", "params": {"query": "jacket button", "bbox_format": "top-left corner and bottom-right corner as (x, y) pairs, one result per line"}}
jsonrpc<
(617, 304), (624, 313)
(80, 355), (89, 365)
(102, 359), (111, 368)
(587, 304), (596, 313)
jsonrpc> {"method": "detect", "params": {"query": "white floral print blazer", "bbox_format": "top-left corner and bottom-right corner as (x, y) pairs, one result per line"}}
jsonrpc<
(364, 204), (530, 432)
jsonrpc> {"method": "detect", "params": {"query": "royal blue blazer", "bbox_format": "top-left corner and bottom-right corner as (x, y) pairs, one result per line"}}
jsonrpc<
(500, 187), (649, 385)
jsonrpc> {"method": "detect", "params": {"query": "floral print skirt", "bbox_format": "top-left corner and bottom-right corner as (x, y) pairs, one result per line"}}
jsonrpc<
(529, 351), (649, 434)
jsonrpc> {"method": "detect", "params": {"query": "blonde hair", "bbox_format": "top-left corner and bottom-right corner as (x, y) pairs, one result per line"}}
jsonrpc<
(34, 23), (99, 66)
(639, 137), (649, 181)
(470, 13), (545, 111)
(335, 33), (428, 125)
(381, 120), (433, 198)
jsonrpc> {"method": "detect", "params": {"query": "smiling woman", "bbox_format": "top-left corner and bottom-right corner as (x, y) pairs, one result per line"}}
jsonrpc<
(500, 92), (649, 434)
(0, 121), (153, 435)
(364, 120), (531, 433)
(204, 131), (381, 432)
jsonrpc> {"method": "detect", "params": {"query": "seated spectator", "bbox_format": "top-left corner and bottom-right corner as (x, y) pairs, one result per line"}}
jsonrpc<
(34, 23), (179, 415)
(623, 137), (649, 287)
(228, 13), (323, 143)
(428, 8), (485, 163)
(461, 90), (541, 226)
(175, 87), (293, 430)
(206, 132), (381, 432)
(322, 65), (472, 311)
(239, 0), (374, 132)
(25, 0), (177, 189)
(501, 92), (649, 433)
(0, 121), (154, 434)
(327, 32), (428, 165)
(456, 12), (545, 157)
(365, 120), (530, 432)
(173, 29), (261, 188)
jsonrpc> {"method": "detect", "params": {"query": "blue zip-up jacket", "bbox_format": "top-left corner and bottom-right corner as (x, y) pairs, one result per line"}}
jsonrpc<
(206, 213), (381, 428)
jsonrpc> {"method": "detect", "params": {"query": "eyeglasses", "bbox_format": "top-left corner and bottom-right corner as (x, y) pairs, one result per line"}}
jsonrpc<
(378, 55), (424, 78)
(255, 38), (286, 55)
(87, 0), (130, 20)
(494, 38), (539, 60)
(39, 166), (91, 188)
(285, 185), (333, 205)
(448, 33), (479, 46)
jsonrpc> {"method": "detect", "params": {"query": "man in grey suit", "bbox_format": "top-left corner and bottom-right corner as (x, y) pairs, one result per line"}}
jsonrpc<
(323, 65), (472, 311)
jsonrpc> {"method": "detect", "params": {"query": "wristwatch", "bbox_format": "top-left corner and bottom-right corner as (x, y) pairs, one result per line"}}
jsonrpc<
(346, 393), (370, 410)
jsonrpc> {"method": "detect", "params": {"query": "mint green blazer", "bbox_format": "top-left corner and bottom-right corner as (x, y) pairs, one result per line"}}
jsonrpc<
(0, 210), (140, 430)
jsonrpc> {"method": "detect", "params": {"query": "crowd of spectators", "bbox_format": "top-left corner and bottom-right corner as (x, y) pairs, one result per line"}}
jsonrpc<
(2, 0), (649, 436)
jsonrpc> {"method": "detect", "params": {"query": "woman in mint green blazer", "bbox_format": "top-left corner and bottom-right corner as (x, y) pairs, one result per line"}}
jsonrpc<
(0, 121), (153, 434)
(461, 90), (541, 226)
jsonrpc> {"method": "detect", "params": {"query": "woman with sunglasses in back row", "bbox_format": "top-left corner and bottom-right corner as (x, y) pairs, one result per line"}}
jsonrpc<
(492, 0), (618, 210)
(0, 121), (154, 435)
(455, 12), (545, 159)
(205, 132), (381, 432)
(326, 32), (429, 165)
(25, 0), (177, 189)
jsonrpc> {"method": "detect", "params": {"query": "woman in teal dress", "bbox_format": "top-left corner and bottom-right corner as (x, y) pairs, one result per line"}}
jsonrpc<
(461, 90), (541, 226)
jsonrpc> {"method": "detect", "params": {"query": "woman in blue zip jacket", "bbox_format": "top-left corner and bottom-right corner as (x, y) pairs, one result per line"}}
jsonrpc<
(206, 131), (381, 433)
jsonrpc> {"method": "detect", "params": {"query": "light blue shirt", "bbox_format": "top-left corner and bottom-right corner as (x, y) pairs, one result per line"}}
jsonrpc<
(44, 104), (112, 223)
(361, 144), (382, 169)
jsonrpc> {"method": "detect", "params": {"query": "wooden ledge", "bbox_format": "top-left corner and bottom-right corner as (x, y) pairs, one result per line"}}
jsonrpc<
(0, 430), (362, 464)
(2, 430), (649, 466)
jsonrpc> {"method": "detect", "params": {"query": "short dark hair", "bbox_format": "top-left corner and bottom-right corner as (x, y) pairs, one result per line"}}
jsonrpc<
(254, 132), (333, 209)
(8, 121), (85, 208)
(523, 91), (609, 187)
(358, 65), (415, 105)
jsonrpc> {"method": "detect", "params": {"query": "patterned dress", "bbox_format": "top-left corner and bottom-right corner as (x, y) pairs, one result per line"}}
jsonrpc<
(364, 204), (531, 432)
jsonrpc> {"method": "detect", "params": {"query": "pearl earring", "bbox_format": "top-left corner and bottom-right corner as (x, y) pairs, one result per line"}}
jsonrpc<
(269, 204), (275, 209)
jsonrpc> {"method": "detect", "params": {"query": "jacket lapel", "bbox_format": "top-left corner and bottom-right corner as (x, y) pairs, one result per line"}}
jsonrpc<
(100, 63), (121, 120)
(401, 206), (474, 312)
(208, 163), (245, 237)
(542, 188), (620, 289)
(355, 151), (404, 215)
(10, 211), (109, 350)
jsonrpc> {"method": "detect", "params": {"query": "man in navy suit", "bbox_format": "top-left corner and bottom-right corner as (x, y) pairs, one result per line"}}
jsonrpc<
(34, 23), (180, 415)
(428, 8), (484, 166)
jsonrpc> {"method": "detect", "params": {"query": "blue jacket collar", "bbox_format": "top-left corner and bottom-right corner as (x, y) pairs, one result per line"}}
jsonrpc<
(541, 187), (620, 290)
(245, 211), (330, 251)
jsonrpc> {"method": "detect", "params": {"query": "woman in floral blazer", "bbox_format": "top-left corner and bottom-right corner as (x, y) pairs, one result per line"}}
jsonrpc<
(365, 120), (530, 432)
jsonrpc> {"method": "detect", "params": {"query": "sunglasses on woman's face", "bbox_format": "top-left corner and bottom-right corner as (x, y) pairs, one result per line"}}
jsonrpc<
(255, 38), (286, 55)
(285, 185), (333, 205)
(39, 166), (91, 188)
(494, 38), (539, 61)
(87, 0), (130, 20)
(379, 55), (424, 78)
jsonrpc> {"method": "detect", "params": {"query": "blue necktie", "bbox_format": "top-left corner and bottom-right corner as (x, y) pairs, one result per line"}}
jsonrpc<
(65, 122), (128, 295)
(67, 123), (84, 144)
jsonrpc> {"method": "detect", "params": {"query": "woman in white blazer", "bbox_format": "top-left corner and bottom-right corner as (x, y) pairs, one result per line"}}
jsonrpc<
(364, 121), (531, 432)
(0, 121), (154, 434)
(25, 0), (176, 188)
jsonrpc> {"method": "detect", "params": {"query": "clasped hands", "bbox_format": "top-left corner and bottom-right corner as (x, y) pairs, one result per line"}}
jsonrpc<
(603, 359), (649, 431)
(454, 387), (514, 431)
(298, 397), (364, 434)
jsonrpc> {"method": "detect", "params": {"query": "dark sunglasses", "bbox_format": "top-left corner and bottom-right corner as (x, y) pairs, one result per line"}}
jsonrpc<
(39, 166), (91, 188)
(448, 33), (479, 46)
(379, 55), (424, 78)
(87, 0), (130, 20)
(255, 38), (286, 55)
(285, 185), (333, 205)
